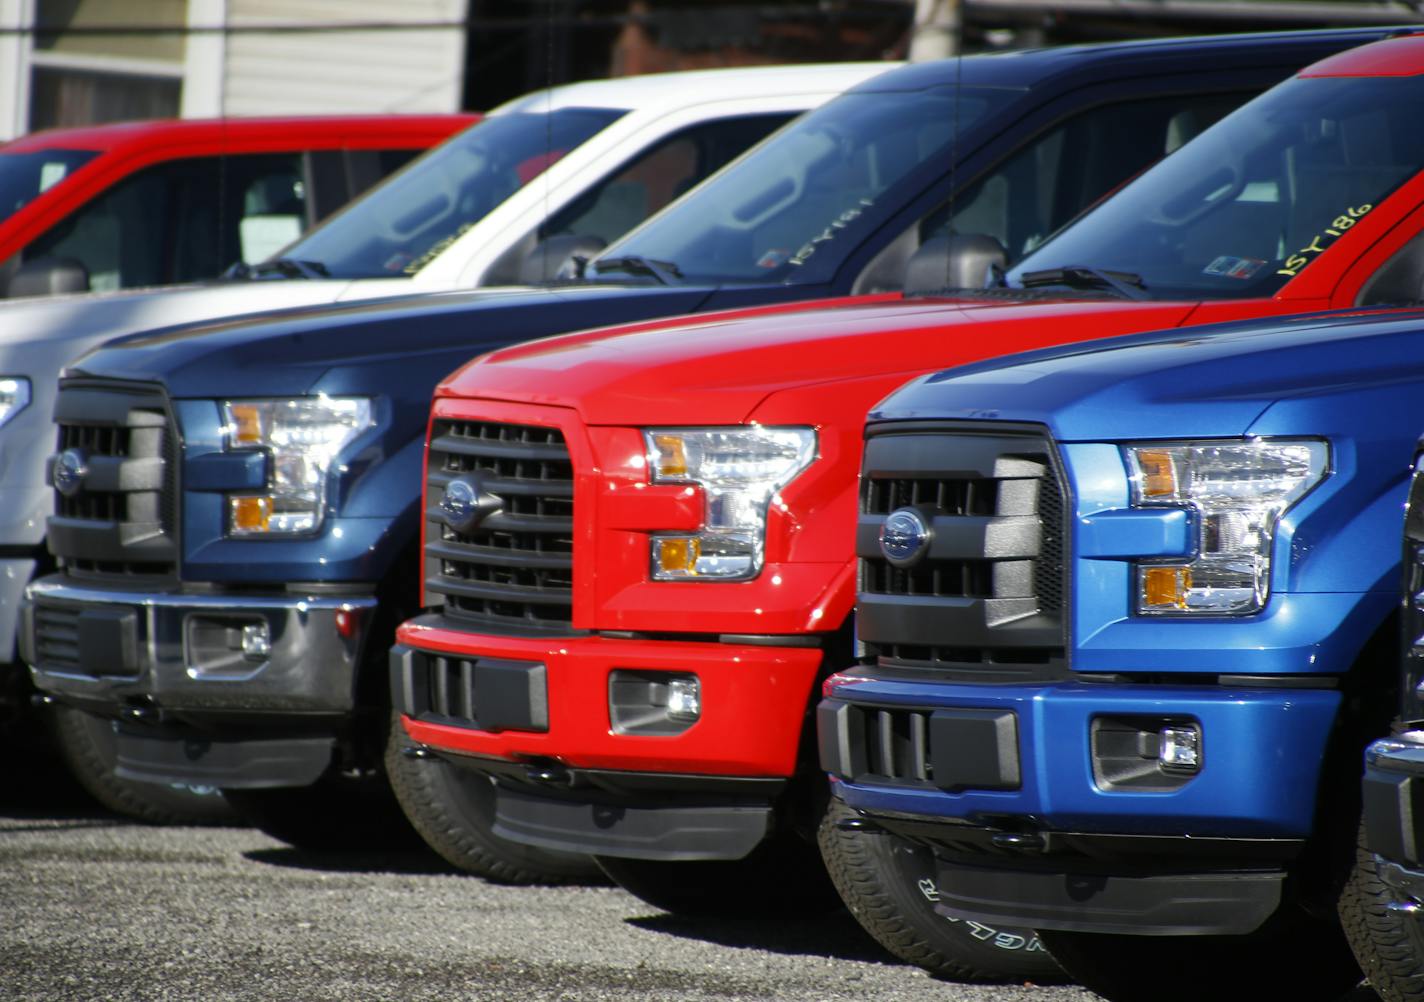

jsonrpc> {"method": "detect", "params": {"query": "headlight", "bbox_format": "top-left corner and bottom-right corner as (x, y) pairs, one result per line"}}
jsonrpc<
(0, 378), (30, 429)
(644, 426), (816, 580)
(1124, 439), (1327, 615)
(222, 397), (373, 535)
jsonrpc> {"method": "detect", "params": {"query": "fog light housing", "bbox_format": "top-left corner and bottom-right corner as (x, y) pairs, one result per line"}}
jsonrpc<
(241, 622), (272, 661)
(1159, 725), (1201, 772)
(667, 677), (701, 722)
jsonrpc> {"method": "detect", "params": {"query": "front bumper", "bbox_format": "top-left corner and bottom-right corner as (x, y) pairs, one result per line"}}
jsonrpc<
(819, 673), (1343, 935)
(20, 574), (377, 787)
(393, 617), (826, 858)
(1364, 735), (1424, 868)
(821, 674), (1342, 837)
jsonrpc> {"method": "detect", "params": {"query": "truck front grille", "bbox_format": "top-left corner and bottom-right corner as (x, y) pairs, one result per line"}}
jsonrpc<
(423, 419), (574, 632)
(857, 421), (1068, 681)
(48, 381), (178, 581)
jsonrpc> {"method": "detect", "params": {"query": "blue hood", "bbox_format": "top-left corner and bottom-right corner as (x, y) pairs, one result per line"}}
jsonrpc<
(67, 283), (717, 400)
(875, 307), (1424, 442)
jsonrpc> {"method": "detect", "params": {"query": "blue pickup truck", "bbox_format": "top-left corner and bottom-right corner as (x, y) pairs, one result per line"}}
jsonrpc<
(17, 31), (1379, 897)
(819, 303), (1424, 999)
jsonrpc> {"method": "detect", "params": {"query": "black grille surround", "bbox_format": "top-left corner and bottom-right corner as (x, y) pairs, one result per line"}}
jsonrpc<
(423, 418), (576, 634)
(856, 420), (1070, 682)
(48, 380), (179, 582)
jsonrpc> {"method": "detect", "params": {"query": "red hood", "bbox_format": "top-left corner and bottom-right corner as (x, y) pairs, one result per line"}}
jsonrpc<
(439, 296), (1202, 426)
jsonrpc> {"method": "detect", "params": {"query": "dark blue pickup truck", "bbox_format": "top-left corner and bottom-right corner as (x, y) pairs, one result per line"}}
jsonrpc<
(19, 29), (1387, 917)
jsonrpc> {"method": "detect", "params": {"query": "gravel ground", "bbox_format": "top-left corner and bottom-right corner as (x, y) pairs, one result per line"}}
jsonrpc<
(0, 745), (1387, 1002)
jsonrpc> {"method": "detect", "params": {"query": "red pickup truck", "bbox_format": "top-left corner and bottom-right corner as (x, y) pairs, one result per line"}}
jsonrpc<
(395, 35), (1424, 981)
(0, 113), (475, 298)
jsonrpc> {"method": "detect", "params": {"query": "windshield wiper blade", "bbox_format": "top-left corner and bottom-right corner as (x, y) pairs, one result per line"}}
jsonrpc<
(225, 258), (331, 281)
(1017, 265), (1148, 301)
(590, 255), (682, 285)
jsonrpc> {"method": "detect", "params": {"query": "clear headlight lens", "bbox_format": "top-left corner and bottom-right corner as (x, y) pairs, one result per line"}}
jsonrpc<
(0, 377), (30, 428)
(1124, 439), (1327, 615)
(644, 426), (816, 580)
(222, 397), (373, 535)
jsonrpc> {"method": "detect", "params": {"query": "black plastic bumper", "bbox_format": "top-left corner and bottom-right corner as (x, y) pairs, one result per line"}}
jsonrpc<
(932, 858), (1284, 936)
(113, 726), (335, 789)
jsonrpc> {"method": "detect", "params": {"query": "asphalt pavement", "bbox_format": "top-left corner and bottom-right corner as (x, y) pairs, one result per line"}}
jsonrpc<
(0, 746), (1387, 1002)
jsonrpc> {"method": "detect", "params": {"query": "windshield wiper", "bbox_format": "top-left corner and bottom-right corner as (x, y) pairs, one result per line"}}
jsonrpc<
(225, 258), (332, 281)
(1017, 265), (1148, 301)
(590, 255), (682, 285)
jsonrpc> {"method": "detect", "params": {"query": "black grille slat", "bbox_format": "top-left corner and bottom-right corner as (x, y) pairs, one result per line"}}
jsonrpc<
(425, 418), (575, 631)
(33, 606), (81, 671)
(858, 424), (1069, 681)
(50, 383), (178, 582)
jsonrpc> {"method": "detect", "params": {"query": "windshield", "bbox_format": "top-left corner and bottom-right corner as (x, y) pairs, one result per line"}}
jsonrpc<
(1003, 75), (1424, 300)
(593, 86), (1022, 285)
(279, 106), (624, 278)
(0, 148), (99, 220)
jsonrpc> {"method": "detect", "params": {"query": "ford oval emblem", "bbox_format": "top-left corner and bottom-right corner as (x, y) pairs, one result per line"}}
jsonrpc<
(880, 507), (932, 567)
(439, 475), (502, 535)
(53, 448), (89, 498)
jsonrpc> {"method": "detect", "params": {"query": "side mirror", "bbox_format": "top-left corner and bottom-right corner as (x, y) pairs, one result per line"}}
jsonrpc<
(518, 234), (608, 284)
(902, 234), (1008, 296)
(5, 257), (91, 299)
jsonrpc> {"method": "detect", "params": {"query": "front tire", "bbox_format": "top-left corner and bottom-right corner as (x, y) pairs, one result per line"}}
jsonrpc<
(384, 711), (601, 884)
(596, 825), (844, 918)
(817, 798), (1061, 982)
(1339, 821), (1424, 1002)
(50, 705), (237, 825)
(1039, 907), (1362, 1002)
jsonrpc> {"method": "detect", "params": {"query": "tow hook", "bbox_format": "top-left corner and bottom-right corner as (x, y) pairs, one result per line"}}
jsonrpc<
(990, 831), (1047, 851)
(524, 763), (573, 786)
(401, 744), (433, 759)
(835, 814), (883, 833)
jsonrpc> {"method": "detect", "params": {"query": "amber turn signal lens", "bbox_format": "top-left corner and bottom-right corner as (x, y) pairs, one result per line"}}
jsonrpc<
(229, 403), (264, 445)
(1136, 449), (1177, 497)
(230, 496), (272, 533)
(655, 536), (699, 575)
(1142, 565), (1191, 609)
(651, 434), (688, 478)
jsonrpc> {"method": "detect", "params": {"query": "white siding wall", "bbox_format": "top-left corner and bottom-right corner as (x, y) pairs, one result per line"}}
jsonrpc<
(221, 0), (468, 116)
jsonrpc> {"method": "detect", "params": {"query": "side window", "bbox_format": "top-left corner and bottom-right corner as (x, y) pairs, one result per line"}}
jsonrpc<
(856, 90), (1254, 293)
(21, 153), (306, 291)
(539, 114), (791, 248)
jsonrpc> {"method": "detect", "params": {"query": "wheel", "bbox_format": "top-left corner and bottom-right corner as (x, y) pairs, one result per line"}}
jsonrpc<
(1339, 820), (1424, 1002)
(49, 704), (237, 825)
(1039, 907), (1362, 1002)
(384, 711), (601, 884)
(817, 798), (1062, 982)
(596, 825), (844, 918)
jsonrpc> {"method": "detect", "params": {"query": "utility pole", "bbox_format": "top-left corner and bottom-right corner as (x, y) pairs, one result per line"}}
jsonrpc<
(909, 0), (960, 60)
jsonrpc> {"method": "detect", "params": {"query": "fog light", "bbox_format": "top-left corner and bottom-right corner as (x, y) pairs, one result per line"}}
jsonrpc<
(1159, 725), (1201, 772)
(666, 677), (701, 721)
(241, 622), (271, 660)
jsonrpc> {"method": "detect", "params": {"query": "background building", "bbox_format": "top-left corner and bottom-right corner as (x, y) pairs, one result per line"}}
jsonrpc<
(3, 0), (1423, 141)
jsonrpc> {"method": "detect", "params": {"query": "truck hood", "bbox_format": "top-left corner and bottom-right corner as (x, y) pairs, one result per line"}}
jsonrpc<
(65, 285), (716, 398)
(0, 280), (353, 355)
(877, 307), (1424, 441)
(441, 297), (1200, 426)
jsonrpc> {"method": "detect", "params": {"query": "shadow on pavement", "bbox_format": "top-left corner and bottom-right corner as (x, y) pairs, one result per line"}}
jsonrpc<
(242, 844), (457, 875)
(626, 909), (899, 966)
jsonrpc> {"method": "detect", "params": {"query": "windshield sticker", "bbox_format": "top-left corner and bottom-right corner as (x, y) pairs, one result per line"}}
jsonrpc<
(756, 248), (790, 269)
(1276, 204), (1372, 278)
(399, 221), (475, 274)
(789, 198), (874, 267)
(1203, 255), (1265, 280)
